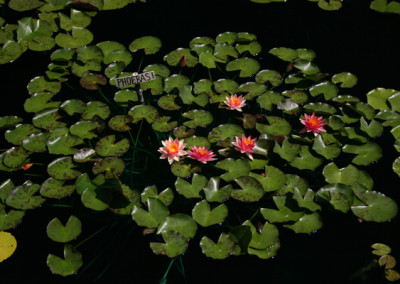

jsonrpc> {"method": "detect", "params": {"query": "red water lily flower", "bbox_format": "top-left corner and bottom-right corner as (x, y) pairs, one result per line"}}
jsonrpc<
(300, 112), (327, 136)
(224, 94), (246, 112)
(187, 146), (217, 164)
(158, 137), (187, 164)
(232, 134), (257, 160)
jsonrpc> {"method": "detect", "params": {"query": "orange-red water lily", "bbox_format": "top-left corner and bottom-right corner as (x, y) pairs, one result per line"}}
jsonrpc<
(300, 112), (327, 136)
(232, 134), (257, 160)
(187, 146), (217, 164)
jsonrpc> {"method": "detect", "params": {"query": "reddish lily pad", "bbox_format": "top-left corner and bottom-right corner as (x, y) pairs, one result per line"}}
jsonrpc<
(80, 73), (107, 90)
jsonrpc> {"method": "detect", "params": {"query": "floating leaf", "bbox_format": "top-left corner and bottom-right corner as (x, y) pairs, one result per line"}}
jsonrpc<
(108, 115), (132, 132)
(379, 255), (396, 269)
(6, 180), (45, 210)
(163, 48), (198, 67)
(182, 110), (213, 128)
(290, 146), (323, 170)
(371, 243), (392, 256)
(60, 99), (86, 115)
(55, 27), (93, 48)
(213, 79), (239, 94)
(164, 75), (190, 92)
(293, 188), (321, 212)
(47, 134), (83, 155)
(81, 188), (109, 211)
(92, 157), (125, 178)
(129, 36), (162, 55)
(294, 59), (320, 75)
(231, 176), (264, 202)
(370, 0), (400, 13)
(131, 198), (170, 228)
(243, 220), (279, 251)
(46, 215), (81, 243)
(342, 142), (382, 166)
(331, 72), (358, 88)
(226, 57), (260, 77)
(47, 156), (81, 180)
(284, 212), (323, 233)
(214, 43), (238, 61)
(0, 206), (25, 231)
(95, 135), (130, 157)
(257, 91), (284, 111)
(0, 231), (17, 262)
(27, 76), (61, 95)
(40, 177), (75, 199)
(255, 69), (282, 86)
(309, 81), (338, 100)
(261, 196), (304, 223)
(192, 200), (228, 227)
(175, 174), (207, 199)
(128, 105), (158, 124)
(0, 116), (23, 129)
(2, 146), (30, 168)
(157, 213), (197, 239)
(215, 31), (238, 44)
(317, 183), (354, 213)
(202, 177), (232, 203)
(367, 88), (397, 111)
(235, 40), (262, 55)
(150, 231), (188, 258)
(184, 135), (211, 149)
(208, 124), (243, 143)
(199, 51), (225, 68)
(173, 126), (195, 139)
(114, 89), (138, 104)
(24, 92), (60, 113)
(170, 162), (200, 178)
(216, 158), (251, 182)
(47, 245), (83, 277)
(256, 116), (291, 136)
(70, 120), (99, 139)
(9, 0), (44, 11)
(312, 135), (340, 160)
(249, 166), (287, 192)
(80, 73), (107, 90)
(200, 233), (236, 259)
(238, 82), (267, 100)
(269, 47), (297, 62)
(157, 95), (181, 110)
(0, 40), (23, 64)
(140, 185), (174, 207)
(32, 108), (66, 130)
(351, 183), (398, 222)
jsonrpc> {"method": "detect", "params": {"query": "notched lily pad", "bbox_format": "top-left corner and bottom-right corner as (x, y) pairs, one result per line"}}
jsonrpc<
(95, 135), (130, 157)
(6, 180), (46, 210)
(46, 215), (82, 243)
(92, 157), (125, 178)
(226, 57), (260, 77)
(46, 245), (83, 277)
(129, 36), (162, 55)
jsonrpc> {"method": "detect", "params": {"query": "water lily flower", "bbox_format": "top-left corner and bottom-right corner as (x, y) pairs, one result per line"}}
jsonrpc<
(232, 134), (257, 160)
(187, 146), (217, 164)
(224, 94), (246, 112)
(300, 112), (327, 136)
(158, 137), (187, 164)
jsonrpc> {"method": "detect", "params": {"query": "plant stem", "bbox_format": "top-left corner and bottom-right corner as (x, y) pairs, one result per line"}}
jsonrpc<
(160, 257), (177, 282)
(74, 222), (115, 249)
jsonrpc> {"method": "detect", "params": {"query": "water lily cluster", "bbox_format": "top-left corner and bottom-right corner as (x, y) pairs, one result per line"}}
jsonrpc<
(0, 31), (399, 279)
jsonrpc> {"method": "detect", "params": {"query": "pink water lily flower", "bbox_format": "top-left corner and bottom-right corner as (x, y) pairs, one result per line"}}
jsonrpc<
(224, 94), (246, 112)
(232, 134), (257, 160)
(300, 112), (327, 136)
(158, 137), (187, 164)
(187, 146), (217, 164)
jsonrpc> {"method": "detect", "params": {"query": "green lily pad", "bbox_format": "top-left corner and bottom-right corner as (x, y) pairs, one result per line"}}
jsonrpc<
(6, 180), (46, 210)
(248, 239), (280, 260)
(129, 36), (161, 55)
(199, 233), (236, 259)
(92, 157), (125, 178)
(80, 73), (107, 90)
(213, 79), (239, 94)
(257, 91), (284, 111)
(235, 41), (262, 56)
(184, 135), (211, 149)
(151, 116), (178, 132)
(70, 120), (99, 139)
(249, 166), (287, 192)
(163, 48), (198, 67)
(5, 124), (41, 146)
(76, 45), (103, 63)
(208, 124), (243, 143)
(140, 185), (174, 207)
(143, 64), (170, 77)
(175, 173), (208, 199)
(0, 205), (25, 230)
(9, 0), (44, 11)
(55, 27), (93, 48)
(173, 125), (195, 139)
(388, 92), (400, 112)
(103, 50), (132, 66)
(256, 116), (291, 136)
(216, 158), (251, 182)
(113, 89), (138, 104)
(182, 110), (213, 128)
(128, 105), (158, 124)
(47, 156), (82, 180)
(47, 245), (83, 277)
(213, 43), (238, 61)
(46, 215), (81, 243)
(157, 94), (181, 110)
(359, 118), (383, 138)
(60, 99), (86, 115)
(261, 196), (304, 223)
(255, 69), (282, 86)
(59, 9), (91, 31)
(27, 76), (61, 95)
(226, 57), (260, 77)
(312, 135), (341, 160)
(238, 82), (267, 100)
(199, 51), (225, 68)
(108, 115), (132, 132)
(293, 188), (321, 212)
(32, 108), (66, 130)
(0, 116), (23, 129)
(269, 47), (297, 62)
(243, 220), (279, 250)
(105, 61), (125, 78)
(131, 197), (170, 228)
(317, 183), (354, 213)
(290, 146), (323, 170)
(284, 212), (323, 233)
(309, 81), (338, 100)
(40, 177), (75, 199)
(95, 135), (130, 157)
(0, 179), (15, 203)
(371, 243), (392, 256)
(47, 134), (83, 155)
(73, 148), (96, 163)
(318, 0), (342, 10)
(332, 72), (358, 88)
(82, 101), (110, 120)
(157, 213), (197, 239)
(332, 95), (360, 104)
(231, 176), (264, 202)
(170, 162), (201, 178)
(367, 88), (398, 111)
(192, 200), (228, 227)
(189, 36), (216, 47)
(150, 231), (188, 258)
(351, 183), (398, 222)
(164, 74), (190, 92)
(80, 187), (109, 211)
(370, 0), (400, 13)
(23, 92), (60, 113)
(342, 142), (382, 166)
(303, 102), (336, 115)
(202, 177), (232, 203)
(294, 59), (320, 75)
(393, 157), (400, 178)
(102, 0), (129, 10)
(0, 40), (23, 64)
(140, 76), (164, 95)
(277, 99), (299, 115)
(2, 146), (30, 168)
(109, 184), (141, 215)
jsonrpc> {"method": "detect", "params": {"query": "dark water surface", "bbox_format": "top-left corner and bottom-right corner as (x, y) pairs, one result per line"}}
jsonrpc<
(1, 1), (399, 283)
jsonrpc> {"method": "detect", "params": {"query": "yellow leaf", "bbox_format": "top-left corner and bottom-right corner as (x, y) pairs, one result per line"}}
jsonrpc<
(0, 231), (17, 262)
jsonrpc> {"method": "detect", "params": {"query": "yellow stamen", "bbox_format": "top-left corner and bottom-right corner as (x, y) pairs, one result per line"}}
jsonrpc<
(168, 143), (179, 153)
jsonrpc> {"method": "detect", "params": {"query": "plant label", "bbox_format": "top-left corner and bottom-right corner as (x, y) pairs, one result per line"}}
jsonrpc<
(115, 71), (156, 88)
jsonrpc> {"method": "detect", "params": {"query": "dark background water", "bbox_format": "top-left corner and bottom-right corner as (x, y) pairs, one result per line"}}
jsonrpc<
(1, 0), (400, 283)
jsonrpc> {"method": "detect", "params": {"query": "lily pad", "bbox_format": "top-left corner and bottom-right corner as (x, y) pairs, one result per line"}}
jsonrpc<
(184, 135), (211, 149)
(5, 124), (41, 146)
(290, 146), (323, 170)
(108, 115), (132, 132)
(213, 43), (238, 61)
(32, 108), (66, 130)
(6, 180), (46, 210)
(92, 157), (125, 178)
(208, 124), (243, 143)
(163, 48), (198, 67)
(170, 162), (201, 178)
(151, 116), (177, 132)
(46, 215), (81, 243)
(332, 72), (358, 88)
(9, 0), (44, 11)
(256, 116), (291, 136)
(73, 148), (96, 163)
(215, 158), (251, 182)
(95, 135), (130, 157)
(199, 233), (236, 259)
(0, 116), (23, 129)
(0, 205), (25, 230)
(293, 188), (321, 212)
(47, 156), (82, 180)
(235, 40), (262, 55)
(46, 245), (83, 277)
(257, 91), (284, 111)
(367, 88), (398, 111)
(27, 76), (61, 95)
(157, 213), (197, 239)
(70, 120), (99, 139)
(80, 73), (107, 90)
(202, 177), (232, 203)
(128, 105), (158, 123)
(24, 92), (60, 113)
(157, 94), (181, 110)
(60, 99), (86, 115)
(82, 101), (110, 120)
(342, 142), (382, 166)
(284, 212), (323, 234)
(81, 187), (109, 211)
(143, 64), (170, 77)
(213, 79), (239, 94)
(269, 47), (297, 62)
(371, 243), (392, 256)
(249, 166), (287, 192)
(199, 51), (225, 68)
(129, 36), (162, 55)
(182, 110), (213, 128)
(131, 197), (170, 228)
(40, 177), (75, 199)
(243, 220), (279, 250)
(322, 162), (361, 187)
(312, 135), (341, 160)
(309, 81), (339, 100)
(192, 200), (228, 227)
(238, 82), (267, 100)
(47, 134), (83, 155)
(175, 174), (208, 199)
(226, 57), (260, 77)
(150, 231), (188, 258)
(255, 69), (282, 86)
(173, 126), (195, 139)
(261, 196), (304, 223)
(140, 185), (174, 207)
(2, 146), (30, 168)
(0, 40), (23, 64)
(317, 183), (354, 213)
(55, 27), (93, 48)
(231, 176), (264, 202)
